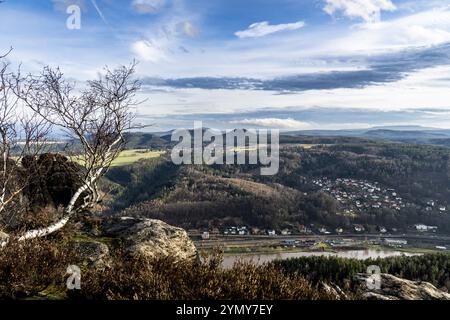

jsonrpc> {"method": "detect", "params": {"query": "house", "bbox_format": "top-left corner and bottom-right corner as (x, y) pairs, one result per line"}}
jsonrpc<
(384, 239), (407, 247)
(267, 230), (276, 236)
(378, 226), (387, 233)
(335, 227), (344, 234)
(414, 224), (428, 231)
(354, 225), (365, 232)
(281, 229), (292, 236)
(201, 231), (210, 240)
(298, 225), (309, 234)
(415, 224), (438, 232)
(439, 206), (446, 212)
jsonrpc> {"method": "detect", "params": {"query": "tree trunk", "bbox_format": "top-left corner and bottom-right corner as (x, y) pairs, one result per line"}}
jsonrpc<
(0, 182), (90, 247)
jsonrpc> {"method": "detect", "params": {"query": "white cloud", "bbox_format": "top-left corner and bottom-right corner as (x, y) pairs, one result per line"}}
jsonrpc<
(324, 7), (450, 53)
(130, 19), (200, 64)
(135, 64), (450, 118)
(51, 0), (86, 12)
(132, 40), (167, 63)
(324, 0), (397, 23)
(231, 118), (312, 129)
(132, 0), (165, 14)
(178, 21), (199, 38)
(235, 21), (305, 39)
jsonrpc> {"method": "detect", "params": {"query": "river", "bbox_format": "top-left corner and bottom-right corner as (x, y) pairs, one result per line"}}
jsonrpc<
(222, 249), (420, 268)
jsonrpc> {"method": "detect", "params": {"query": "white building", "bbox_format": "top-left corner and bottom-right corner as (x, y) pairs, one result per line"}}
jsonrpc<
(414, 224), (438, 232)
(384, 239), (408, 247)
(202, 232), (210, 240)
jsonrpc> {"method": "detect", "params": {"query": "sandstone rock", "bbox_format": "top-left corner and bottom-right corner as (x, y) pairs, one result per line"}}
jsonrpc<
(319, 282), (348, 300)
(103, 217), (197, 262)
(0, 230), (8, 241)
(73, 241), (110, 269)
(355, 273), (450, 300)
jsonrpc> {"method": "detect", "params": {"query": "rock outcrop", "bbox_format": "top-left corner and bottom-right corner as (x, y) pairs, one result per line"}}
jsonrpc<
(72, 241), (110, 269)
(355, 273), (450, 300)
(21, 153), (83, 209)
(319, 282), (348, 300)
(0, 231), (8, 241)
(103, 217), (197, 262)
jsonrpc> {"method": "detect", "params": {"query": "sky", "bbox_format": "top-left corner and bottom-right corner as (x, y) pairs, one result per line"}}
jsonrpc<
(2, 0), (450, 130)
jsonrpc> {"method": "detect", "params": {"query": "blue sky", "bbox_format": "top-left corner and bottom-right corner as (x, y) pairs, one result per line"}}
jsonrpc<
(2, 0), (450, 130)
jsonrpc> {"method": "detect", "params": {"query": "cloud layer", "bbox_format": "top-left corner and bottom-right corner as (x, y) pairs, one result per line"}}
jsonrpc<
(132, 0), (165, 14)
(323, 0), (397, 23)
(141, 42), (450, 91)
(230, 118), (312, 129)
(4, 0), (450, 131)
(235, 21), (305, 38)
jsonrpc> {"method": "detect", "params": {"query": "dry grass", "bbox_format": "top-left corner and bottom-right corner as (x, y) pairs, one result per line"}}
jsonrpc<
(0, 237), (336, 300)
(75, 250), (335, 300)
(0, 236), (76, 299)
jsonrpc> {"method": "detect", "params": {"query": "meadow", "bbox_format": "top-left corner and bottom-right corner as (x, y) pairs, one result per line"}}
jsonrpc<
(72, 149), (165, 167)
(110, 149), (165, 167)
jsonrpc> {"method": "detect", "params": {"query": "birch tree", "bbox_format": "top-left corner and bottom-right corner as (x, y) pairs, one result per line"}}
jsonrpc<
(1, 61), (141, 246)
(0, 52), (50, 232)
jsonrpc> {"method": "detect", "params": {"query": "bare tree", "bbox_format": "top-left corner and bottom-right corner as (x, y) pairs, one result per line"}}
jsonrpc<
(1, 61), (141, 245)
(0, 47), (12, 59)
(0, 52), (50, 231)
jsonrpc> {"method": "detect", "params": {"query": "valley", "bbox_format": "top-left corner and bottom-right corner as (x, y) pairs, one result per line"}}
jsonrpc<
(104, 132), (450, 237)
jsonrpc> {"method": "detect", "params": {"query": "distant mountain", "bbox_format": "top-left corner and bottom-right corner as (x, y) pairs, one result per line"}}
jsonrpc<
(370, 125), (440, 131)
(126, 126), (450, 149)
(123, 132), (173, 149)
(363, 129), (450, 139)
(285, 126), (450, 146)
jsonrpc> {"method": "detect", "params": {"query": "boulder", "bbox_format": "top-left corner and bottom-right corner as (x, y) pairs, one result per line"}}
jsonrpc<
(319, 282), (348, 300)
(103, 217), (197, 262)
(355, 273), (450, 300)
(0, 230), (8, 241)
(22, 153), (83, 209)
(72, 241), (110, 269)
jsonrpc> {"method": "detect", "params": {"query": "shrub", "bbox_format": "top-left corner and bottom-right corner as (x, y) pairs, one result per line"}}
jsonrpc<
(74, 251), (334, 300)
(0, 236), (75, 299)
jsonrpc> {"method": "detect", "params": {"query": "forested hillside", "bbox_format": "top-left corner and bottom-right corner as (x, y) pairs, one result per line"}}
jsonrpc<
(274, 253), (450, 293)
(104, 137), (450, 233)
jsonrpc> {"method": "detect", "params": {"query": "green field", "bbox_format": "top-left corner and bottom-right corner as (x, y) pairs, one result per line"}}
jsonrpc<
(110, 149), (165, 167)
(72, 149), (164, 167)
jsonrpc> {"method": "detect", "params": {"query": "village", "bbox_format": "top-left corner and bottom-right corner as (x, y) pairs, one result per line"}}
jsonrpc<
(311, 177), (448, 215)
(198, 177), (446, 239)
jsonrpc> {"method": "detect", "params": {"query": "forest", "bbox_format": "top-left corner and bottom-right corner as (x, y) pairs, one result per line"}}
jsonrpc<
(274, 253), (450, 293)
(103, 136), (450, 233)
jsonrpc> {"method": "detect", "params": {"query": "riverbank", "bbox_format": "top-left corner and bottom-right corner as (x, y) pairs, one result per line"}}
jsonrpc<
(221, 249), (422, 268)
